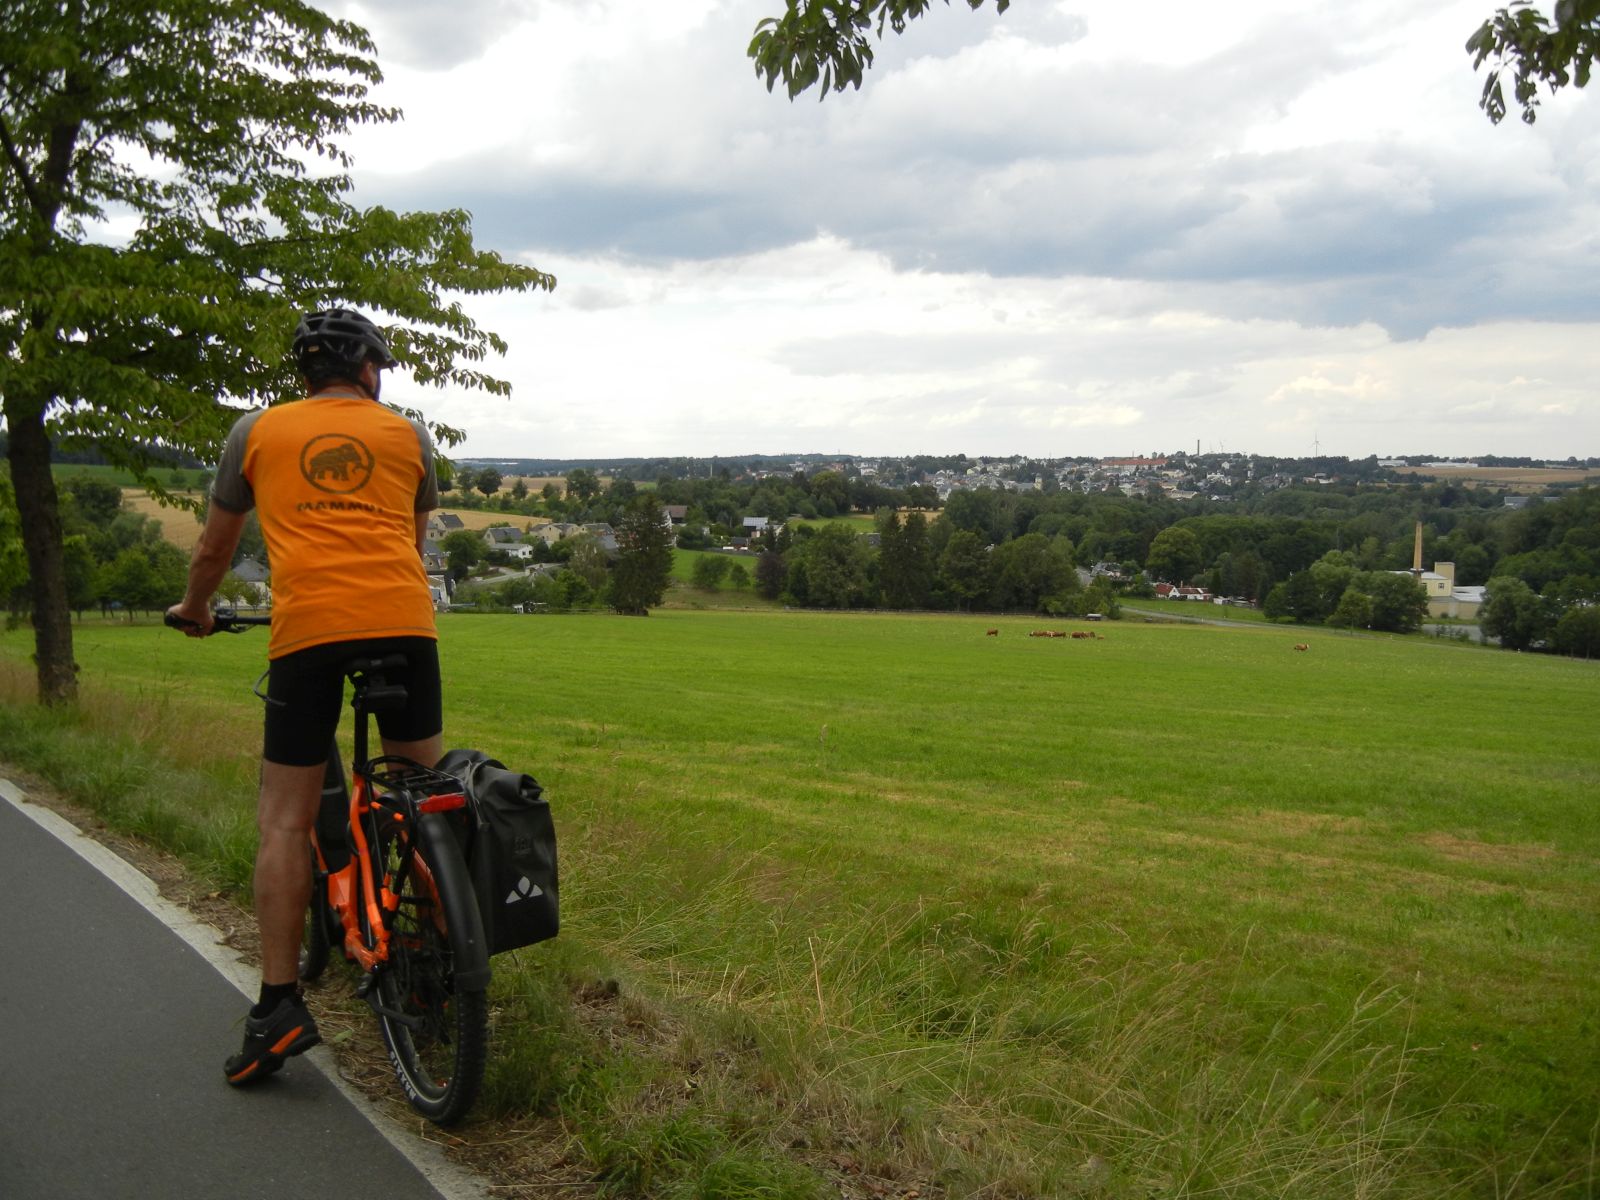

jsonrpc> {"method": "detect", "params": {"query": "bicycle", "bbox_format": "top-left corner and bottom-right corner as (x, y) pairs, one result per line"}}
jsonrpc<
(166, 608), (491, 1124)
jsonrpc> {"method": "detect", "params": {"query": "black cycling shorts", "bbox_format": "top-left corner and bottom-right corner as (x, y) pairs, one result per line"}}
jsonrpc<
(262, 636), (442, 767)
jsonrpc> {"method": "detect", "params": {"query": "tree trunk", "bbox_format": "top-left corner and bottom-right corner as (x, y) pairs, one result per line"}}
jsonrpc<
(4, 393), (78, 705)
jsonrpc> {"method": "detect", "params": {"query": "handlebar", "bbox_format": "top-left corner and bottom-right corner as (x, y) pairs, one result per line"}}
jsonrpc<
(164, 608), (272, 635)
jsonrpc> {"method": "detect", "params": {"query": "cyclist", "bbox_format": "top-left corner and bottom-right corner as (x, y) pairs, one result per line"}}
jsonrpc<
(167, 308), (444, 1085)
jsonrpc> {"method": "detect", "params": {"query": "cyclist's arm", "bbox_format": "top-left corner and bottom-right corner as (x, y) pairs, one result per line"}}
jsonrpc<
(168, 503), (248, 635)
(408, 417), (437, 560)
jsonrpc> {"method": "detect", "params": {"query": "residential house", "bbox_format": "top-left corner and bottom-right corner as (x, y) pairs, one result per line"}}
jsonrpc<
(233, 556), (272, 605)
(427, 512), (465, 536)
(481, 526), (526, 550)
(234, 556), (270, 586)
(582, 523), (620, 555)
(426, 574), (452, 611)
(533, 522), (583, 546)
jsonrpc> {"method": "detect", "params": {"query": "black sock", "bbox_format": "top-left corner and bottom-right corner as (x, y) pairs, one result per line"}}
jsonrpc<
(252, 982), (298, 1019)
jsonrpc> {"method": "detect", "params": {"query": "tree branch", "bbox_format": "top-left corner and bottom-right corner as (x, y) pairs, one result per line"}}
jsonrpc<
(0, 113), (48, 218)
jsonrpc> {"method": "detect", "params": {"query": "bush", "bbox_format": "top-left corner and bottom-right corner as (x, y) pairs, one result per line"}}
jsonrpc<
(1554, 605), (1600, 658)
(691, 554), (731, 591)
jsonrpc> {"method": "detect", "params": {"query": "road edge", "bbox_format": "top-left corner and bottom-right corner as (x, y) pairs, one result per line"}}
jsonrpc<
(0, 776), (494, 1200)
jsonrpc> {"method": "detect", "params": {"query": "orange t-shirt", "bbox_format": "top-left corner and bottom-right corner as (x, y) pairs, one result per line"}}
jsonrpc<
(211, 391), (438, 659)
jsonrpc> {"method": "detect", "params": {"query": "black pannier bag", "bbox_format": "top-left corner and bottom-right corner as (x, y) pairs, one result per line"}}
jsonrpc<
(436, 748), (558, 954)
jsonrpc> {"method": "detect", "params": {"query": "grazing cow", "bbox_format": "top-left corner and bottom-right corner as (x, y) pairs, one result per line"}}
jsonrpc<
(1294, 643), (1309, 652)
(986, 628), (999, 637)
(1030, 630), (1048, 638)
(1048, 631), (1065, 638)
(1071, 631), (1090, 639)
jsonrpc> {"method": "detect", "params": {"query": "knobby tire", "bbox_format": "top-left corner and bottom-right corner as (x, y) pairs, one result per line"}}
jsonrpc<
(373, 809), (488, 1125)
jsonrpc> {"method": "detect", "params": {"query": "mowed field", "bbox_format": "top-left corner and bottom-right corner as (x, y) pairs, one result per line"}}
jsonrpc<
(1391, 465), (1600, 490)
(118, 488), (546, 552)
(3, 610), (1597, 1195)
(118, 488), (208, 550)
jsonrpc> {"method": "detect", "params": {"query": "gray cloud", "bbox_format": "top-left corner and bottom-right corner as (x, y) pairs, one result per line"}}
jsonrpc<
(330, 0), (543, 71)
(347, 0), (1598, 344)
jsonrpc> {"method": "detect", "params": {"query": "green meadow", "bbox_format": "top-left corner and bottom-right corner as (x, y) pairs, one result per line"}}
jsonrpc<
(785, 512), (879, 532)
(2, 611), (1596, 1197)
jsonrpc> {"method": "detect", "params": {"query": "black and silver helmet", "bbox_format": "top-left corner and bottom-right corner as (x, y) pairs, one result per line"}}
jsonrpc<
(292, 308), (399, 375)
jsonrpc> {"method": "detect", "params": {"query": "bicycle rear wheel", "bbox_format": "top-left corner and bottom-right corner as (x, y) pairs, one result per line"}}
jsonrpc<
(373, 810), (488, 1125)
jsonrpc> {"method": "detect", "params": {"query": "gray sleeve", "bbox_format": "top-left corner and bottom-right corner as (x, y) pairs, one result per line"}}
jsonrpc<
(210, 409), (263, 513)
(411, 418), (439, 512)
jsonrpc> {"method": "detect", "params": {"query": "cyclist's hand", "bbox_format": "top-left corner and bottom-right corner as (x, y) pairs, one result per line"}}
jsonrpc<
(164, 602), (214, 638)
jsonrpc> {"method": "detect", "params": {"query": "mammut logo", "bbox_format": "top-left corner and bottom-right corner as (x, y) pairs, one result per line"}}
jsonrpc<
(505, 876), (544, 906)
(299, 434), (375, 495)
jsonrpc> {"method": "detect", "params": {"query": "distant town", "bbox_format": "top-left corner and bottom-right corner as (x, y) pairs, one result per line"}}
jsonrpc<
(457, 451), (1600, 501)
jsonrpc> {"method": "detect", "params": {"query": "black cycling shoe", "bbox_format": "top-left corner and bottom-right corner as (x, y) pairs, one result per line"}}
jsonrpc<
(224, 993), (321, 1085)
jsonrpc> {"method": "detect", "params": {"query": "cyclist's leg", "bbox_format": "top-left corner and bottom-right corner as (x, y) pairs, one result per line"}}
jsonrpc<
(374, 636), (443, 767)
(382, 732), (443, 767)
(225, 760), (326, 1084)
(258, 648), (347, 984)
(255, 761), (324, 984)
(224, 647), (343, 1083)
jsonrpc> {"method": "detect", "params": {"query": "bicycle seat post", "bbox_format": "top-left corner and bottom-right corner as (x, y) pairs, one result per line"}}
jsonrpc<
(345, 654), (409, 781)
(349, 670), (373, 773)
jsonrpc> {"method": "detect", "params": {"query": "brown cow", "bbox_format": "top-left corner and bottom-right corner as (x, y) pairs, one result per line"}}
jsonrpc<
(1071, 631), (1090, 639)
(985, 628), (999, 637)
(1294, 643), (1309, 652)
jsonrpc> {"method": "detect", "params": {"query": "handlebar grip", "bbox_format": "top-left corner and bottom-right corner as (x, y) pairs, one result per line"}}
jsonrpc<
(164, 608), (269, 635)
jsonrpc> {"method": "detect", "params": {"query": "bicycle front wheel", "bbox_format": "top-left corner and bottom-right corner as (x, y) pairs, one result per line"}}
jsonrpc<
(373, 810), (489, 1125)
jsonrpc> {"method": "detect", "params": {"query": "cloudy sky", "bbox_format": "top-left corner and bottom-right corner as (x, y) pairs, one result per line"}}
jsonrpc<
(324, 0), (1598, 461)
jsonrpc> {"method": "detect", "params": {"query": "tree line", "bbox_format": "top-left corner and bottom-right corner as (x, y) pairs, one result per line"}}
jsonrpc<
(7, 465), (1596, 654)
(444, 471), (1600, 655)
(0, 475), (266, 621)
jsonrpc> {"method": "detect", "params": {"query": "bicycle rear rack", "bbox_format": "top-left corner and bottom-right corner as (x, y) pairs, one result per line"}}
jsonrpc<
(362, 757), (466, 796)
(360, 758), (468, 818)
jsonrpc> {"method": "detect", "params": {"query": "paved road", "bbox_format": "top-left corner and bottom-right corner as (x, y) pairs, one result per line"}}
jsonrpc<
(0, 782), (483, 1200)
(1120, 603), (1272, 630)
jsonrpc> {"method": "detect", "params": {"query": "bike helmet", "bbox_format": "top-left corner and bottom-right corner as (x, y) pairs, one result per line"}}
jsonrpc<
(292, 308), (399, 375)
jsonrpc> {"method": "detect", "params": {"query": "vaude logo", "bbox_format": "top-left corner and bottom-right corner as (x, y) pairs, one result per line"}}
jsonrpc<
(505, 876), (544, 906)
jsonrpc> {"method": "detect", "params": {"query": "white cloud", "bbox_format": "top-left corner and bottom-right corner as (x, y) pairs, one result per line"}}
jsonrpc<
(323, 0), (1598, 459)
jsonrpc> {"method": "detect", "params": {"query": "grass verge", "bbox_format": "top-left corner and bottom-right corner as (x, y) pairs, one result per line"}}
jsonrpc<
(3, 610), (1597, 1198)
